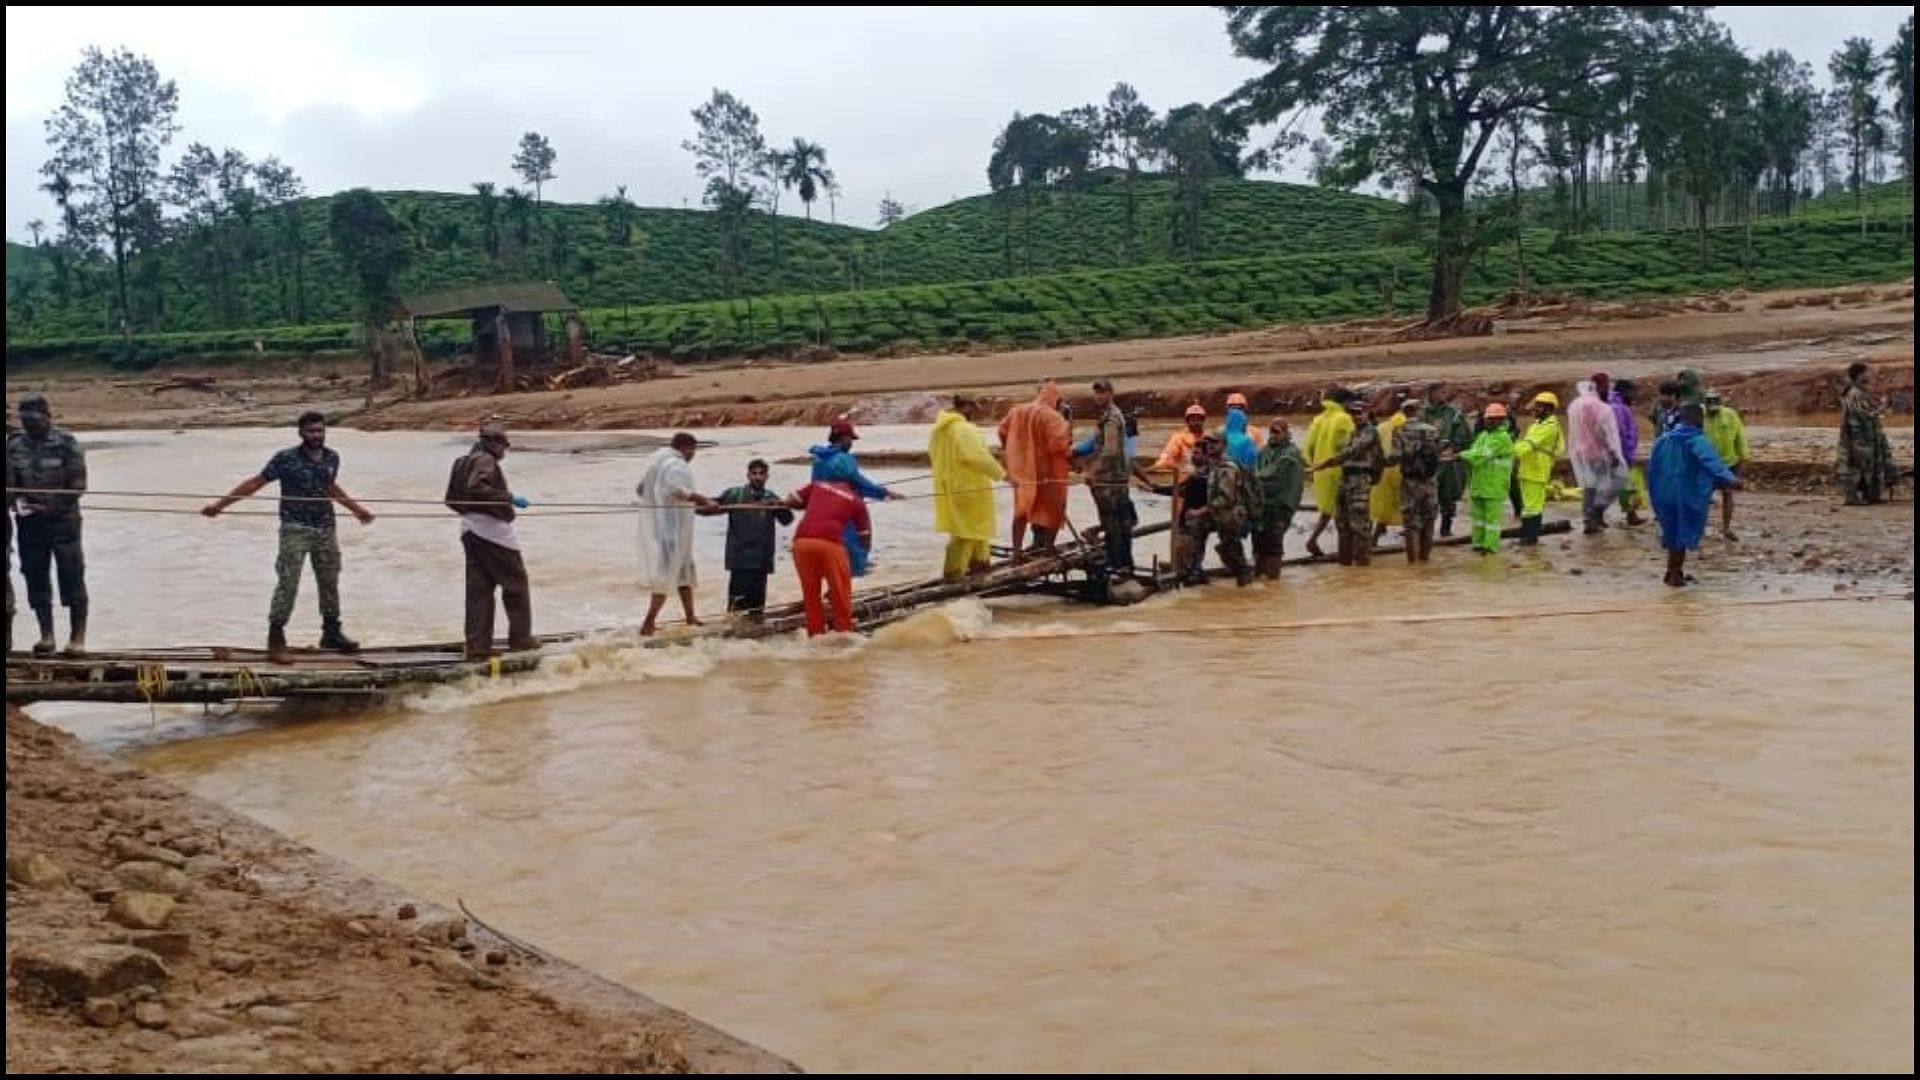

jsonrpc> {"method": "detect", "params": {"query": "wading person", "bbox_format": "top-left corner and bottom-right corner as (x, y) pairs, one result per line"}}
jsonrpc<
(997, 381), (1072, 559)
(700, 459), (792, 616)
(8, 394), (88, 656)
(1252, 418), (1305, 580)
(1514, 391), (1564, 546)
(635, 432), (715, 636)
(1701, 390), (1749, 541)
(1649, 403), (1740, 587)
(202, 411), (374, 654)
(1424, 385), (1473, 537)
(1074, 378), (1136, 578)
(1387, 400), (1442, 563)
(786, 471), (871, 637)
(1459, 404), (1517, 556)
(1302, 387), (1355, 558)
(445, 421), (535, 659)
(1310, 397), (1383, 566)
(929, 398), (1006, 580)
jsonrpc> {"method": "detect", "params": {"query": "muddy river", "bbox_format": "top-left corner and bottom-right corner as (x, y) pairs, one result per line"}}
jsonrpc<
(30, 428), (1914, 1072)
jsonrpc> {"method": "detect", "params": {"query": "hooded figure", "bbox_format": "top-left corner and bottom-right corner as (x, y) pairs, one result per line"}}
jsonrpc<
(1302, 393), (1355, 556)
(998, 381), (1073, 555)
(1567, 380), (1627, 534)
(1649, 404), (1738, 586)
(808, 431), (889, 576)
(1222, 405), (1259, 471)
(929, 406), (1007, 579)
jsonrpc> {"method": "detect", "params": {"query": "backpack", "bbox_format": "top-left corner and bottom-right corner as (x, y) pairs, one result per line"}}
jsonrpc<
(1401, 430), (1441, 482)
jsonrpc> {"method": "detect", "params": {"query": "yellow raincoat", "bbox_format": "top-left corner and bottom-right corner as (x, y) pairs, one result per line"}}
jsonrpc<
(1516, 414), (1564, 517)
(1369, 411), (1407, 526)
(1304, 399), (1354, 516)
(929, 409), (1006, 542)
(1703, 405), (1749, 468)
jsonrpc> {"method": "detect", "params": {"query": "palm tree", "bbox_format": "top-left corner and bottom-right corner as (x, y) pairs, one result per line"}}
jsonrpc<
(782, 138), (835, 222)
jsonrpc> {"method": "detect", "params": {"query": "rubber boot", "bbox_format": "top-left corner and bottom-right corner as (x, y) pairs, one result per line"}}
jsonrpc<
(318, 619), (360, 652)
(62, 605), (86, 657)
(1518, 515), (1543, 546)
(267, 622), (288, 655)
(32, 607), (56, 656)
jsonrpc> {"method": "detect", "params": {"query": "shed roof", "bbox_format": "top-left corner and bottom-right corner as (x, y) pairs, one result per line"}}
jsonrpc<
(400, 282), (576, 319)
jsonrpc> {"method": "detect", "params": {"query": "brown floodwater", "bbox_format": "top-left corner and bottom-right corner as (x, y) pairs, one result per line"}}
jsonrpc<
(32, 429), (1915, 1072)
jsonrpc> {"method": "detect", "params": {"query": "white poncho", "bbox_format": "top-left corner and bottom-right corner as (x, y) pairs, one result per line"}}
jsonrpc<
(635, 448), (698, 591)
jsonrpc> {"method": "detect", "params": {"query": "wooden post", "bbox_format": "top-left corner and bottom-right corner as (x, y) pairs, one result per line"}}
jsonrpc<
(494, 310), (514, 394)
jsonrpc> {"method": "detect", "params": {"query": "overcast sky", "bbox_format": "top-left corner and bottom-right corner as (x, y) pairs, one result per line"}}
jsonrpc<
(5, 6), (1912, 239)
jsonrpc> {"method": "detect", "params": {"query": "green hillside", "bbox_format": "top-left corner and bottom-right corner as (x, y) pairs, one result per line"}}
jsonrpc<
(4, 176), (1403, 342)
(10, 212), (1908, 370)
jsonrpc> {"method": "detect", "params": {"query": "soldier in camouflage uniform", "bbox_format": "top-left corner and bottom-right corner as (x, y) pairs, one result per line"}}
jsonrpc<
(203, 411), (375, 653)
(1074, 378), (1136, 577)
(1311, 397), (1384, 566)
(1388, 399), (1443, 564)
(7, 393), (89, 655)
(1205, 436), (1254, 586)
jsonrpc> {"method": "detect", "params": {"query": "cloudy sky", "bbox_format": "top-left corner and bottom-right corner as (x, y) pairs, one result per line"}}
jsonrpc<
(5, 6), (1911, 239)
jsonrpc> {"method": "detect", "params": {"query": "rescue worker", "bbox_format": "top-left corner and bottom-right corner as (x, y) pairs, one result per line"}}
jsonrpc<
(1309, 397), (1383, 566)
(1387, 399), (1442, 563)
(1369, 397), (1408, 543)
(1424, 385), (1474, 537)
(1073, 378), (1136, 577)
(929, 398), (1006, 580)
(1458, 403), (1517, 555)
(7, 394), (88, 656)
(1514, 390), (1564, 546)
(998, 381), (1072, 558)
(445, 421), (535, 659)
(1649, 402), (1740, 587)
(1701, 390), (1749, 541)
(203, 410), (374, 654)
(1302, 387), (1355, 558)
(1252, 418), (1305, 579)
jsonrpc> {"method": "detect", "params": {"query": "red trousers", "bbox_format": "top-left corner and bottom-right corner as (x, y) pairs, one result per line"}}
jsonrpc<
(792, 537), (854, 636)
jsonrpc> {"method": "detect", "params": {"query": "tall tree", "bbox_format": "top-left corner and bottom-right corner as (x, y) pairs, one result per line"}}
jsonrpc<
(511, 131), (557, 209)
(1753, 50), (1817, 217)
(1102, 82), (1161, 263)
(254, 157), (307, 322)
(683, 89), (768, 298)
(1638, 21), (1757, 262)
(782, 137), (835, 222)
(1223, 6), (1679, 322)
(41, 46), (180, 341)
(987, 112), (1060, 273)
(327, 189), (413, 386)
(1159, 105), (1220, 260)
(1887, 17), (1915, 183)
(1829, 36), (1885, 226)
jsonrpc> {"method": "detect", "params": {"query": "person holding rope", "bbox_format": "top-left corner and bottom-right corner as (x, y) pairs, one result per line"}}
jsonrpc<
(8, 393), (88, 655)
(446, 420), (535, 658)
(203, 411), (375, 654)
(699, 458), (793, 617)
(636, 432), (715, 636)
(1073, 378), (1137, 578)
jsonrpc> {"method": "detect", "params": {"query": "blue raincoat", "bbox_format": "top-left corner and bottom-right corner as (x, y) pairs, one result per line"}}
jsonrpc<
(809, 444), (887, 576)
(1223, 408), (1258, 470)
(1647, 423), (1736, 552)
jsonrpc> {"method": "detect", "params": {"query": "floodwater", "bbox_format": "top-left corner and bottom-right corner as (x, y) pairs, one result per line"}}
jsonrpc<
(33, 428), (1916, 1072)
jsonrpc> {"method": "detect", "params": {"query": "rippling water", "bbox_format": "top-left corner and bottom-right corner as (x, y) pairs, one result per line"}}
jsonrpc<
(32, 429), (1914, 1072)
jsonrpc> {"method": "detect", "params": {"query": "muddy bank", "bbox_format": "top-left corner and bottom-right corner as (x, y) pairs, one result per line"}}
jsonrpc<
(4, 707), (799, 1074)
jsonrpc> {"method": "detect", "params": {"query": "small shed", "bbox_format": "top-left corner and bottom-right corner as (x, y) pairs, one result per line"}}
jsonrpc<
(399, 282), (579, 384)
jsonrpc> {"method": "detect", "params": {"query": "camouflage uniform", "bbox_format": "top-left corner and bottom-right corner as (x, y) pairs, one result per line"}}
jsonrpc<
(257, 444), (344, 628)
(1424, 401), (1473, 533)
(1087, 401), (1136, 573)
(1206, 458), (1253, 585)
(6, 421), (89, 635)
(1323, 418), (1382, 566)
(1391, 419), (1442, 551)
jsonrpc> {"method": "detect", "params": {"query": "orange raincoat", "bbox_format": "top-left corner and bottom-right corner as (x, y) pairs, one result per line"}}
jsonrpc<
(998, 382), (1073, 532)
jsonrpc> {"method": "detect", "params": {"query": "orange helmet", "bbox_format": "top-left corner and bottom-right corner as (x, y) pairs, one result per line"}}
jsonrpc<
(1226, 392), (1249, 409)
(1484, 402), (1509, 420)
